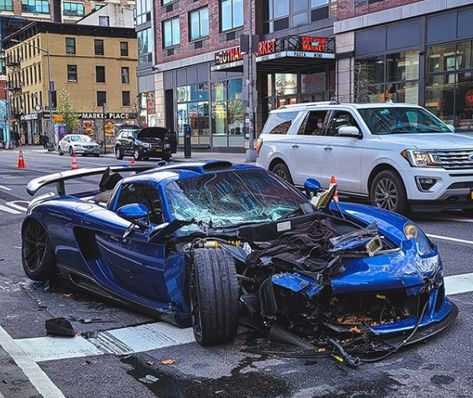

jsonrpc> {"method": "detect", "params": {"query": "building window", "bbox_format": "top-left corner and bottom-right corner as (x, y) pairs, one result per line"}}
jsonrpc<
(190, 7), (209, 41)
(136, 0), (151, 25)
(425, 40), (473, 131)
(21, 0), (50, 14)
(99, 16), (109, 26)
(97, 91), (106, 107)
(355, 50), (419, 105)
(96, 66), (105, 83)
(65, 37), (76, 54)
(221, 0), (243, 32)
(0, 0), (13, 12)
(163, 17), (180, 48)
(94, 39), (104, 55)
(63, 2), (84, 17)
(120, 42), (129, 57)
(264, 0), (329, 33)
(138, 28), (152, 64)
(121, 67), (129, 83)
(67, 65), (77, 82)
(122, 91), (130, 106)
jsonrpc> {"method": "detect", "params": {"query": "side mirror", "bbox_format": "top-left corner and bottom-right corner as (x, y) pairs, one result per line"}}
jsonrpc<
(304, 178), (322, 197)
(117, 203), (149, 221)
(338, 126), (361, 138)
(446, 124), (455, 132)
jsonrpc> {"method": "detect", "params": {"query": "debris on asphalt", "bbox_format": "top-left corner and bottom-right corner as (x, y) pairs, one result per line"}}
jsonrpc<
(138, 375), (159, 384)
(146, 360), (155, 366)
(161, 359), (176, 365)
(45, 317), (76, 337)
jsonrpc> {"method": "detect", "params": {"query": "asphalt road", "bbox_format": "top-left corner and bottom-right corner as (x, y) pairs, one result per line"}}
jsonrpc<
(0, 147), (472, 398)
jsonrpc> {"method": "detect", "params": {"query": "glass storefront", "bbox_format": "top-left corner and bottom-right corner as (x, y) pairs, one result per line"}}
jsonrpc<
(425, 40), (473, 131)
(355, 50), (419, 104)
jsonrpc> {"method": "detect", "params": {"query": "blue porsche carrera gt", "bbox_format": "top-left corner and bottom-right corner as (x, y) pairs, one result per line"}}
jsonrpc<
(22, 161), (457, 363)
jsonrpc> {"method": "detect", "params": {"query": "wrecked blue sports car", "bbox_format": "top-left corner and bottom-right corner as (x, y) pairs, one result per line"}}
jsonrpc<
(22, 161), (457, 366)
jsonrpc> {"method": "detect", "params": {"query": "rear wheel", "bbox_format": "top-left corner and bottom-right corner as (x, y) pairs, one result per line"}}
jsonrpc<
(22, 219), (56, 281)
(189, 249), (239, 346)
(115, 146), (123, 160)
(271, 162), (293, 184)
(370, 170), (409, 214)
(69, 146), (73, 156)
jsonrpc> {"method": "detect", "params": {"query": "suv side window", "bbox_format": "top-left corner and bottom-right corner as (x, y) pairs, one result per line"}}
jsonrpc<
(326, 111), (360, 137)
(263, 112), (299, 135)
(299, 111), (329, 136)
(115, 183), (164, 225)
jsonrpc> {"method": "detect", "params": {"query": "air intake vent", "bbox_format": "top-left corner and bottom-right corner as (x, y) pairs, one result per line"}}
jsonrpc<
(226, 31), (236, 41)
(193, 40), (203, 49)
(166, 48), (175, 56)
(202, 161), (234, 172)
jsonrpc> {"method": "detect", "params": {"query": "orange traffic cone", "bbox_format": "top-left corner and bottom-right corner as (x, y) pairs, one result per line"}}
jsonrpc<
(130, 158), (135, 166)
(329, 175), (339, 202)
(17, 149), (26, 169)
(71, 153), (78, 170)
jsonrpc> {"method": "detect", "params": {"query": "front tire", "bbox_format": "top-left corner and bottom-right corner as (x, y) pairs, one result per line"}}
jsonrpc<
(133, 148), (142, 161)
(22, 219), (56, 281)
(115, 146), (123, 160)
(69, 146), (73, 156)
(190, 249), (239, 346)
(271, 162), (293, 184)
(370, 170), (409, 214)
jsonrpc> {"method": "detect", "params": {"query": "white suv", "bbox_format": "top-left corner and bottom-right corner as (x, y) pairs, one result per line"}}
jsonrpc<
(256, 102), (473, 214)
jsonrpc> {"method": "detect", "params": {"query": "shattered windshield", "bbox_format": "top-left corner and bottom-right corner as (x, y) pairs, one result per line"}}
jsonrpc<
(165, 169), (310, 228)
(359, 107), (451, 134)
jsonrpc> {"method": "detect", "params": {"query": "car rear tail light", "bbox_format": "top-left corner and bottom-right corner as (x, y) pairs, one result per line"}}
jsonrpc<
(256, 138), (263, 156)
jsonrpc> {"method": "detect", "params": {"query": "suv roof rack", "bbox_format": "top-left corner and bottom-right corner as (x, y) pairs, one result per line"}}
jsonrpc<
(278, 100), (342, 110)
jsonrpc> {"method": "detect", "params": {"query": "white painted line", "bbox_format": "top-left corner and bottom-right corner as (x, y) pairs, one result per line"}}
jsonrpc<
(427, 234), (473, 246)
(0, 325), (65, 398)
(442, 218), (473, 224)
(0, 204), (21, 215)
(445, 273), (473, 296)
(0, 185), (11, 191)
(5, 201), (28, 212)
(15, 336), (103, 363)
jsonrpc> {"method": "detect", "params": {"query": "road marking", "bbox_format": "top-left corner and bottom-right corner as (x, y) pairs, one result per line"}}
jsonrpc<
(0, 325), (65, 398)
(0, 185), (11, 191)
(427, 234), (473, 246)
(442, 218), (473, 224)
(0, 204), (21, 215)
(445, 273), (473, 296)
(5, 201), (29, 212)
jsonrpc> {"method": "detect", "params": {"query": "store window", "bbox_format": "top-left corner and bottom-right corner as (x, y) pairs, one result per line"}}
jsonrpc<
(425, 40), (473, 130)
(190, 7), (209, 41)
(163, 17), (180, 48)
(264, 0), (329, 33)
(94, 39), (104, 56)
(63, 2), (84, 17)
(121, 67), (129, 84)
(355, 50), (419, 104)
(275, 73), (297, 96)
(177, 83), (210, 146)
(211, 78), (244, 147)
(65, 37), (76, 54)
(221, 0), (243, 32)
(67, 65), (77, 82)
(0, 0), (13, 11)
(22, 0), (49, 14)
(136, 0), (151, 25)
(138, 28), (153, 64)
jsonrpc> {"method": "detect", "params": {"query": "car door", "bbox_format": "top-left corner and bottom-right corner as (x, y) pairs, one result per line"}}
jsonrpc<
(290, 109), (330, 185)
(94, 182), (169, 303)
(317, 109), (363, 193)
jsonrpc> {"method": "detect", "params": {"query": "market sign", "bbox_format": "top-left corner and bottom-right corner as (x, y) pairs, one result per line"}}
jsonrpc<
(215, 47), (243, 65)
(300, 37), (327, 52)
(78, 112), (136, 119)
(257, 39), (276, 56)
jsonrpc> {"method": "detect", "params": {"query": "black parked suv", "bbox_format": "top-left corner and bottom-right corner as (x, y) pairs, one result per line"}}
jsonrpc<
(115, 127), (177, 161)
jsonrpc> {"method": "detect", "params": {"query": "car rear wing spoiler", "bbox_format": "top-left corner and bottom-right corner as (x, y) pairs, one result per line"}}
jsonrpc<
(26, 165), (155, 196)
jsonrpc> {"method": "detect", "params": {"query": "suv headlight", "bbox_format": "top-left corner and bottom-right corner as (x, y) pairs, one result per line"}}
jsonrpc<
(401, 150), (437, 167)
(141, 142), (150, 148)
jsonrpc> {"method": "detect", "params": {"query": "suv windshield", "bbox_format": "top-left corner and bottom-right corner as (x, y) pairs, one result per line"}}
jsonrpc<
(165, 169), (309, 228)
(359, 107), (451, 134)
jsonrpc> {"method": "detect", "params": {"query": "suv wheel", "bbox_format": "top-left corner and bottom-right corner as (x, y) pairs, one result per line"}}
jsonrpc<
(370, 170), (409, 214)
(271, 162), (293, 184)
(133, 148), (142, 161)
(115, 146), (123, 160)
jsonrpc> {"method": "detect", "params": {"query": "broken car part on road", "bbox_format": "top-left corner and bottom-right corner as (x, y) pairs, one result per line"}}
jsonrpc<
(21, 161), (458, 368)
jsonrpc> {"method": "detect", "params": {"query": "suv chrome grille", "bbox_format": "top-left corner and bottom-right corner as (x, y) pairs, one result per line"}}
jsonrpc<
(432, 150), (473, 169)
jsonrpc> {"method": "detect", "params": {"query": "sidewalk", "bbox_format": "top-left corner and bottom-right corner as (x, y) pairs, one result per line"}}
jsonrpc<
(14, 145), (251, 164)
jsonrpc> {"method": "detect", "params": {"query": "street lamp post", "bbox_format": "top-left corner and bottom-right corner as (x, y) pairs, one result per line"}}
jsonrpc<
(10, 36), (54, 142)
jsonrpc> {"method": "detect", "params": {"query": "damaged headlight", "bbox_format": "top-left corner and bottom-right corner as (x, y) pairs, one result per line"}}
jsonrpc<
(404, 223), (435, 256)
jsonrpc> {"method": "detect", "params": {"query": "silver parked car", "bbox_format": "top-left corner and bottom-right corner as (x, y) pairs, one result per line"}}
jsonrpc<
(58, 134), (101, 157)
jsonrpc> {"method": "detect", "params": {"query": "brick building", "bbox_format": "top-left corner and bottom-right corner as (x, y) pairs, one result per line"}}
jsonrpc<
(335, 0), (473, 132)
(144, 0), (337, 152)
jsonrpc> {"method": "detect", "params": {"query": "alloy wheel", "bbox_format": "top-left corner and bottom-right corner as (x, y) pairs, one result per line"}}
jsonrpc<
(23, 221), (47, 273)
(274, 168), (289, 181)
(374, 177), (398, 211)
